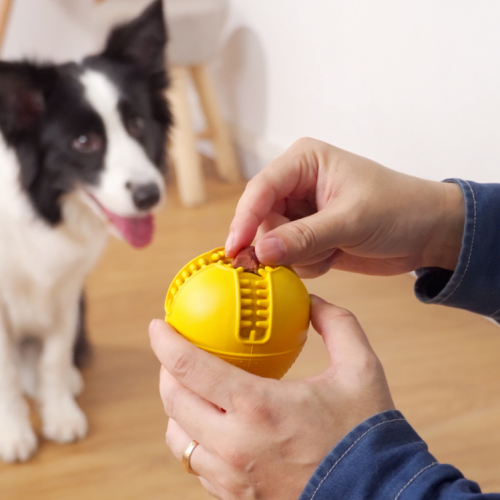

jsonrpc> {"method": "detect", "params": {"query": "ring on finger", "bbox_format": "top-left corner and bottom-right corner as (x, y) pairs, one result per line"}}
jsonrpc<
(182, 440), (200, 476)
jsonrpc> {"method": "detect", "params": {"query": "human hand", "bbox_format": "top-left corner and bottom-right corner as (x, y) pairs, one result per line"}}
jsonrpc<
(149, 296), (394, 500)
(225, 138), (465, 277)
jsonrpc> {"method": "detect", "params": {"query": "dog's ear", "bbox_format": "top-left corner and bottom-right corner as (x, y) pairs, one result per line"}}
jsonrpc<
(102, 0), (167, 75)
(0, 62), (47, 135)
(0, 62), (57, 193)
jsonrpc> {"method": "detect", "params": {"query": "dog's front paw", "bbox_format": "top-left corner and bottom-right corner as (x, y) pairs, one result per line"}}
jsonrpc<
(42, 397), (87, 444)
(0, 410), (37, 462)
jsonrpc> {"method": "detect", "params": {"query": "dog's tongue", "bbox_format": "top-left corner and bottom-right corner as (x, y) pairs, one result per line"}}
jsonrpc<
(103, 209), (154, 248)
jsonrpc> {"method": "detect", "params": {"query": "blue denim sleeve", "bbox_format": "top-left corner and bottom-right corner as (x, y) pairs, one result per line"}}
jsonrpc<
(300, 180), (500, 500)
(299, 410), (500, 500)
(415, 180), (500, 320)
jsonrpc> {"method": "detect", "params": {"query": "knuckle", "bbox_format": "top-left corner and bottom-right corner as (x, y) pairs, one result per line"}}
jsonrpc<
(244, 175), (260, 192)
(233, 384), (278, 426)
(245, 400), (274, 425)
(226, 384), (253, 413)
(221, 445), (255, 472)
(292, 136), (316, 150)
(256, 169), (275, 191)
(289, 380), (314, 407)
(259, 396), (278, 423)
(162, 386), (178, 417)
(160, 367), (189, 418)
(330, 306), (355, 321)
(159, 368), (177, 416)
(320, 303), (357, 324)
(286, 220), (318, 254)
(169, 349), (194, 379)
(247, 170), (272, 195)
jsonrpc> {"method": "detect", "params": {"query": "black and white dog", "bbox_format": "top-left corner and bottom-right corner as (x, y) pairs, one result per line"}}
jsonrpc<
(0, 0), (172, 462)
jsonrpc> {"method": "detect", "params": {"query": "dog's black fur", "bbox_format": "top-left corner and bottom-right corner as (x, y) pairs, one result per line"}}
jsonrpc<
(0, 0), (172, 369)
(0, 0), (174, 462)
(0, 0), (172, 226)
(0, 0), (170, 369)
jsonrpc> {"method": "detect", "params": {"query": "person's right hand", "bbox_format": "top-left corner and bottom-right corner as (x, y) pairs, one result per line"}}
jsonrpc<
(225, 138), (465, 278)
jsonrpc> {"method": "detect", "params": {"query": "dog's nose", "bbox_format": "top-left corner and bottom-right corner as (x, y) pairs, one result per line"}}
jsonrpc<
(129, 182), (161, 210)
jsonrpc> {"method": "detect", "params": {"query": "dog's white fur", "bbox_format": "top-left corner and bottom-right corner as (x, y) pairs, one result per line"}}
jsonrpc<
(0, 69), (165, 462)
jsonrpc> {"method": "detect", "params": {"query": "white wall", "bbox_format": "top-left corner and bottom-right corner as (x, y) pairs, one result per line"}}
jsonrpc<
(2, 0), (145, 62)
(214, 0), (500, 181)
(3, 0), (500, 182)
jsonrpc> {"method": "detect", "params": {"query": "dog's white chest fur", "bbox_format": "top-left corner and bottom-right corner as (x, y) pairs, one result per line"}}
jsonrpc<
(0, 137), (108, 339)
(0, 135), (108, 461)
(0, 0), (169, 464)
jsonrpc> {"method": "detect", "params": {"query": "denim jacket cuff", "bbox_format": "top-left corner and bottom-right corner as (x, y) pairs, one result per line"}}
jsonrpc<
(299, 411), (434, 500)
(298, 410), (481, 500)
(414, 180), (500, 321)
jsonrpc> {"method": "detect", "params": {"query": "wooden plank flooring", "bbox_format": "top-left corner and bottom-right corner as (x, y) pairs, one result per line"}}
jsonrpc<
(2, 177), (500, 498)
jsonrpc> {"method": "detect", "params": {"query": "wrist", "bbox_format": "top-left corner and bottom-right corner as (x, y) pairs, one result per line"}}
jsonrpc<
(422, 181), (465, 270)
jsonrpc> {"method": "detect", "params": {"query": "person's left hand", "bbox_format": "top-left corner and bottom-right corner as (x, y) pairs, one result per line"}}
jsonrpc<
(149, 296), (395, 500)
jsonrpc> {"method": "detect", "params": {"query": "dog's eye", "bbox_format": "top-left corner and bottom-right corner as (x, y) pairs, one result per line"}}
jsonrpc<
(71, 133), (103, 153)
(128, 116), (145, 138)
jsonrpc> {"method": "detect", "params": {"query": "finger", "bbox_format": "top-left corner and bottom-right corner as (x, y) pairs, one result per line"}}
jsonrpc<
(166, 418), (222, 482)
(293, 248), (338, 267)
(257, 224), (339, 269)
(282, 197), (317, 221)
(256, 211), (290, 240)
(225, 139), (322, 257)
(199, 478), (223, 500)
(150, 320), (259, 413)
(309, 295), (375, 369)
(293, 250), (343, 279)
(165, 418), (195, 461)
(167, 419), (229, 499)
(254, 207), (350, 265)
(225, 172), (299, 257)
(160, 366), (223, 441)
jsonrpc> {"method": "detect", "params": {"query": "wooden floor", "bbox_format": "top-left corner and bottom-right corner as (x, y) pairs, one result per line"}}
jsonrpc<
(2, 176), (500, 498)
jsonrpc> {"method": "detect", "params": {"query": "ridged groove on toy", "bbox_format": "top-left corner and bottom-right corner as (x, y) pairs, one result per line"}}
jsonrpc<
(238, 266), (272, 343)
(166, 249), (233, 313)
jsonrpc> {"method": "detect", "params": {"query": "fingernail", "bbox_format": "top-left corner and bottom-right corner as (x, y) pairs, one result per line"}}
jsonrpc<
(256, 237), (286, 264)
(225, 231), (235, 255)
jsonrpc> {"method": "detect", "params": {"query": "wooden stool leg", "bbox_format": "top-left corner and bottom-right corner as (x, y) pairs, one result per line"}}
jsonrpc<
(0, 0), (14, 53)
(168, 65), (206, 207)
(190, 65), (241, 183)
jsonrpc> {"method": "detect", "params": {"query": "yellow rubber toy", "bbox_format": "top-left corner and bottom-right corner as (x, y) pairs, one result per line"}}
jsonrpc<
(164, 247), (310, 379)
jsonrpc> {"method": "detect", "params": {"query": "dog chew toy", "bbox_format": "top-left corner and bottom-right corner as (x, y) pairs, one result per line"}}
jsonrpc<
(164, 246), (310, 379)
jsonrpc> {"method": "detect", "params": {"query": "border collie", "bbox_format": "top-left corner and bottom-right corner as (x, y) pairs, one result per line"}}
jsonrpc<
(0, 0), (172, 462)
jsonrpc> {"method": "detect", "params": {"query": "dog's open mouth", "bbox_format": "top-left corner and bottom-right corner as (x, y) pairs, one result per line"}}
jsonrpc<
(82, 190), (155, 249)
(99, 204), (154, 249)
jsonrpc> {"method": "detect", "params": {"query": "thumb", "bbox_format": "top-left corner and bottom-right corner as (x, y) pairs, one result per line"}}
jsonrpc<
(255, 208), (348, 266)
(309, 295), (375, 369)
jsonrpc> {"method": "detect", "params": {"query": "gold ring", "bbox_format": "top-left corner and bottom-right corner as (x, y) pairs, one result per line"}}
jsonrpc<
(182, 440), (200, 476)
